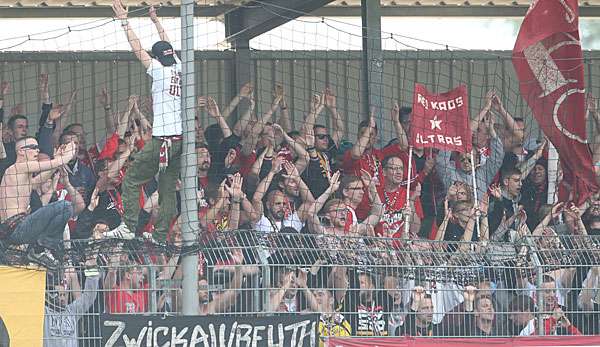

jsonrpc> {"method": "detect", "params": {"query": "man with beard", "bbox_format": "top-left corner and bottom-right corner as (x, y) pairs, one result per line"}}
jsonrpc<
(252, 161), (314, 233)
(197, 144), (211, 189)
(44, 260), (99, 347)
(343, 111), (410, 220)
(196, 144), (211, 208)
(521, 159), (549, 230)
(488, 167), (523, 235)
(583, 193), (600, 234)
(377, 155), (423, 239)
(402, 287), (440, 336)
(330, 267), (389, 336)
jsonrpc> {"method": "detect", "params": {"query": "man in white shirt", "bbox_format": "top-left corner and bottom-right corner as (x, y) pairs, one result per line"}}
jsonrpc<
(112, 1), (183, 242)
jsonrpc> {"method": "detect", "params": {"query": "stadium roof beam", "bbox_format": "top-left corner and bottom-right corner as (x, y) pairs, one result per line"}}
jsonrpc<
(224, 0), (337, 43)
(3, 4), (600, 18)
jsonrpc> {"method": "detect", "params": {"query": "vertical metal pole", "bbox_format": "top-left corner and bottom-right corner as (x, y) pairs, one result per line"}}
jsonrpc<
(361, 0), (384, 143)
(546, 142), (559, 204)
(180, 0), (199, 316)
(536, 267), (545, 335)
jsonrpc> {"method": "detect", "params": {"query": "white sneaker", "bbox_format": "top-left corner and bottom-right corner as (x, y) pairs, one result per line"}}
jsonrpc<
(103, 223), (135, 240)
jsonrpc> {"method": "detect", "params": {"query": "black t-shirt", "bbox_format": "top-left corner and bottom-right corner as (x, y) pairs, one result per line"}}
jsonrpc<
(92, 190), (122, 229)
(336, 270), (390, 336)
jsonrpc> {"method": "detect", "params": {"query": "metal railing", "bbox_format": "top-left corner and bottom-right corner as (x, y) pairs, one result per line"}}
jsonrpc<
(2, 230), (599, 345)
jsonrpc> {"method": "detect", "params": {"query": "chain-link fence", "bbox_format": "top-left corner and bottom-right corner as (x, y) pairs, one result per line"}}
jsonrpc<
(2, 231), (598, 346)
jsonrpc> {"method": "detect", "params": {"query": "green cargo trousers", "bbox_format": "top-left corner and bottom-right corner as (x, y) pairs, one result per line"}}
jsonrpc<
(121, 137), (182, 242)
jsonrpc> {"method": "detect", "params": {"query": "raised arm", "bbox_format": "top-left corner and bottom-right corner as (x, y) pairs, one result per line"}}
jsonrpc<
(470, 90), (493, 137)
(239, 96), (281, 156)
(59, 167), (86, 215)
(117, 96), (136, 138)
(273, 123), (309, 174)
(50, 90), (77, 146)
(517, 139), (547, 180)
(209, 250), (245, 314)
(361, 172), (384, 227)
(251, 159), (282, 219)
(391, 102), (409, 151)
(275, 85), (292, 133)
(232, 83), (254, 135)
(323, 87), (344, 148)
(307, 171), (340, 216)
(16, 140), (76, 174)
(435, 199), (452, 241)
(99, 86), (116, 135)
(224, 174), (244, 230)
(283, 161), (315, 221)
(112, 0), (152, 69)
(351, 113), (375, 160)
(492, 92), (520, 139)
(0, 124), (6, 160)
(149, 6), (172, 45)
(301, 93), (324, 136)
(199, 96), (232, 138)
(532, 202), (564, 236)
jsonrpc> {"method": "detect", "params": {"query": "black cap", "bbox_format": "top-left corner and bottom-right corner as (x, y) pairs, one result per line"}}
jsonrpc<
(151, 41), (177, 67)
(399, 106), (412, 122)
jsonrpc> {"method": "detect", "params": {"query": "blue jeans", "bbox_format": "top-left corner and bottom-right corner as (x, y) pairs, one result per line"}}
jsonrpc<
(7, 200), (73, 246)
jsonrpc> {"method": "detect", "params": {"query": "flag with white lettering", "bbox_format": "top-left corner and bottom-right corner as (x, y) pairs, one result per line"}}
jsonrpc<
(410, 84), (472, 153)
(512, 0), (598, 204)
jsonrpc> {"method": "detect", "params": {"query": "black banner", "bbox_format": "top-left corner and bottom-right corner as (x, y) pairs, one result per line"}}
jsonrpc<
(101, 313), (319, 347)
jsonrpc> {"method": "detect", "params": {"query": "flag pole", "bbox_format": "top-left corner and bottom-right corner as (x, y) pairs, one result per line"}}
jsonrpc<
(469, 150), (481, 240)
(403, 146), (414, 239)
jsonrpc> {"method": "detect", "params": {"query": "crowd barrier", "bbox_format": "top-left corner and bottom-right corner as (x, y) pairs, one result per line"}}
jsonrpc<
(0, 230), (599, 346)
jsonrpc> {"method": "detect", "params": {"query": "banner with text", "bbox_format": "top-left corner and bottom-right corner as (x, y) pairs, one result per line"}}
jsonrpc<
(102, 313), (319, 347)
(326, 336), (600, 347)
(410, 83), (472, 153)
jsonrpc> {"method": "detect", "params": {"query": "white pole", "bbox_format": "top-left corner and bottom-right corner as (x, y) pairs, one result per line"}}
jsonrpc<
(546, 141), (559, 204)
(403, 146), (413, 238)
(470, 150), (481, 240)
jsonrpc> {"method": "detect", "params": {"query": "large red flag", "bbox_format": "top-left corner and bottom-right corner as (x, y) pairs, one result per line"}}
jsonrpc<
(410, 84), (472, 153)
(512, 0), (598, 204)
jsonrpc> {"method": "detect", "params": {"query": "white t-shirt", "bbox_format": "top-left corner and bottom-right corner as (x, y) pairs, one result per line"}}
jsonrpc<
(146, 57), (183, 136)
(254, 212), (304, 234)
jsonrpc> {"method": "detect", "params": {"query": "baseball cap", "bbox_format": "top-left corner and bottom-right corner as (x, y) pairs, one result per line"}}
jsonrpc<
(151, 41), (177, 67)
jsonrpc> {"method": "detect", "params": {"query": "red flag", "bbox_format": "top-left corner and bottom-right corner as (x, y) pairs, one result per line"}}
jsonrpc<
(410, 84), (472, 153)
(512, 0), (598, 204)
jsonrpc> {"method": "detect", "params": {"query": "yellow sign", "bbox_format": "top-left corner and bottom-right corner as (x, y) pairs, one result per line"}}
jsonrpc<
(0, 266), (46, 347)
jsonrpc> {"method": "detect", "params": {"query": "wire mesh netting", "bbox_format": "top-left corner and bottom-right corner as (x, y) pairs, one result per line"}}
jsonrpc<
(0, 0), (599, 345)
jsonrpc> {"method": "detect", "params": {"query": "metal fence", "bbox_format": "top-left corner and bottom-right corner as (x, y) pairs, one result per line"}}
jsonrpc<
(2, 230), (598, 345)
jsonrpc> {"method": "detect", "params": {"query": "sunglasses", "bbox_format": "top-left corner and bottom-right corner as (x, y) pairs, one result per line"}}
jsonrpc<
(315, 134), (329, 140)
(20, 144), (39, 151)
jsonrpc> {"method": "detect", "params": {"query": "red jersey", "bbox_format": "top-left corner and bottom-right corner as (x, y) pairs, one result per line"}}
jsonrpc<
(106, 284), (148, 313)
(342, 144), (416, 220)
(375, 186), (424, 239)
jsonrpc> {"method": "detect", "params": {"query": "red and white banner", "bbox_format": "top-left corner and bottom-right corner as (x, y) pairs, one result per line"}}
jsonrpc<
(326, 336), (600, 347)
(512, 0), (599, 204)
(410, 84), (472, 153)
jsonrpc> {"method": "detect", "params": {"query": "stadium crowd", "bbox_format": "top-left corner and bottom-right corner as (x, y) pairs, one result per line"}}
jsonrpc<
(0, 1), (599, 345)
